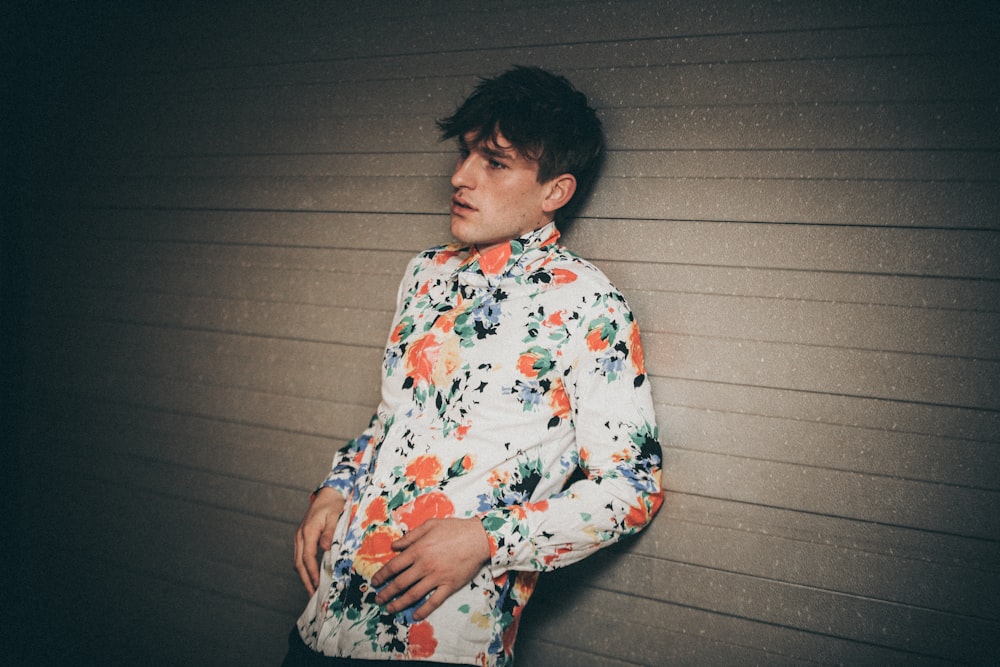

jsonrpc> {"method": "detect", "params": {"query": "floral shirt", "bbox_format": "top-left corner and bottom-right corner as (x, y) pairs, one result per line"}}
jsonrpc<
(296, 222), (663, 666)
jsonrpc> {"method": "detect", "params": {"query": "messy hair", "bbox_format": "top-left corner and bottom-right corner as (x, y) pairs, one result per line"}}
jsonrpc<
(437, 66), (606, 225)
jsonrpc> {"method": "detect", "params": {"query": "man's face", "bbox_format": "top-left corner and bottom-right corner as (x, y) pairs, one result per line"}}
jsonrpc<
(449, 131), (554, 253)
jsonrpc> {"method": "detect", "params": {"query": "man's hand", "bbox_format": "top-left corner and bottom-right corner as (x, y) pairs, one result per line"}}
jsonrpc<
(294, 486), (347, 596)
(372, 517), (491, 621)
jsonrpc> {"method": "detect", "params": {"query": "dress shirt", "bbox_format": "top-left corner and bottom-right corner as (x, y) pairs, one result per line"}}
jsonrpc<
(297, 222), (663, 666)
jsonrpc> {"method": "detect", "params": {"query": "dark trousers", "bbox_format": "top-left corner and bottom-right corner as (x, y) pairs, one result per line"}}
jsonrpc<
(281, 628), (467, 667)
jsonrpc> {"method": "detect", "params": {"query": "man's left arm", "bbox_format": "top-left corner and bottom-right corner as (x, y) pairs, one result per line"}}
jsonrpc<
(372, 291), (663, 616)
(479, 295), (664, 575)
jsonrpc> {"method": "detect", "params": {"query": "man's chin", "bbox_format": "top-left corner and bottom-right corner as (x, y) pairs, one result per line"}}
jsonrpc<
(450, 217), (475, 244)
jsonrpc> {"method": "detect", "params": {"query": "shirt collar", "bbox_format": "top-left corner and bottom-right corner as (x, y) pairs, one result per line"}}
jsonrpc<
(456, 222), (561, 284)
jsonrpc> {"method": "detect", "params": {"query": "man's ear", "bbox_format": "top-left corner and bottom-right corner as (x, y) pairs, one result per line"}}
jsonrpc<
(541, 174), (577, 214)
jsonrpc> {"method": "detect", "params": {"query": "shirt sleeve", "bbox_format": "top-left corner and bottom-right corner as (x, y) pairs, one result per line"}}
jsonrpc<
(315, 256), (421, 499)
(315, 414), (381, 499)
(479, 289), (664, 574)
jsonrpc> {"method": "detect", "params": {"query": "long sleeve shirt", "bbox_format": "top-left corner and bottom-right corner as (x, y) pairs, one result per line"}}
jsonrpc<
(296, 222), (663, 666)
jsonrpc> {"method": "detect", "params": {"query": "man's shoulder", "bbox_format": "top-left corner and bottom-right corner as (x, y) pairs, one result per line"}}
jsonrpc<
(408, 241), (468, 272)
(539, 243), (621, 294)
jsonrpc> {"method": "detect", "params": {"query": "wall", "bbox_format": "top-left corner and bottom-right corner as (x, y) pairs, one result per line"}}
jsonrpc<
(11, 2), (999, 665)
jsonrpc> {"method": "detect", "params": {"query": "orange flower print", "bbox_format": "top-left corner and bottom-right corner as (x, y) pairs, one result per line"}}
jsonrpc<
(393, 491), (455, 529)
(543, 310), (565, 327)
(513, 571), (539, 602)
(524, 499), (549, 513)
(407, 620), (438, 659)
(364, 496), (389, 526)
(500, 604), (523, 654)
(406, 333), (440, 385)
(433, 246), (461, 265)
(548, 378), (571, 421)
(625, 492), (663, 528)
(506, 504), (527, 521)
(485, 532), (499, 559)
(435, 313), (455, 335)
(487, 470), (510, 488)
(345, 502), (360, 527)
(542, 545), (574, 566)
(540, 226), (560, 246)
(478, 243), (512, 275)
(586, 324), (609, 352)
(354, 525), (403, 579)
(629, 322), (646, 376)
(432, 295), (464, 335)
(517, 351), (543, 378)
(650, 490), (664, 515)
(551, 268), (577, 284)
(431, 335), (463, 387)
(405, 454), (443, 488)
(624, 503), (648, 528)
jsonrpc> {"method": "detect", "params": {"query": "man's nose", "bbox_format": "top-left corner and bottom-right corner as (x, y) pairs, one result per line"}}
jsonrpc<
(451, 156), (474, 189)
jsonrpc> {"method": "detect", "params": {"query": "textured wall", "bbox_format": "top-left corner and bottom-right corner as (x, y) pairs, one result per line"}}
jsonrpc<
(11, 2), (999, 665)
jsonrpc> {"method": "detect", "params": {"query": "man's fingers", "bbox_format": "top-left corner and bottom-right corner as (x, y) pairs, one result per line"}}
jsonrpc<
(291, 488), (347, 596)
(294, 519), (324, 594)
(411, 587), (448, 622)
(294, 557), (313, 594)
(296, 562), (316, 595)
(372, 550), (413, 589)
(375, 561), (421, 608)
(294, 527), (319, 595)
(378, 571), (448, 618)
(389, 521), (429, 552)
(371, 518), (489, 617)
(387, 580), (440, 616)
(293, 529), (303, 571)
(319, 527), (334, 552)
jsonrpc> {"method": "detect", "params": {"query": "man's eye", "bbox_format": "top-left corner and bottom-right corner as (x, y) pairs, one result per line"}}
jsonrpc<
(489, 159), (507, 169)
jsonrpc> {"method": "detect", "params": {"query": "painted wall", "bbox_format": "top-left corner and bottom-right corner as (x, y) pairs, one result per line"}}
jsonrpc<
(11, 2), (998, 665)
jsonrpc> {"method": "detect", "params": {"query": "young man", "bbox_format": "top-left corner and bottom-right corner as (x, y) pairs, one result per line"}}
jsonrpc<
(287, 66), (662, 667)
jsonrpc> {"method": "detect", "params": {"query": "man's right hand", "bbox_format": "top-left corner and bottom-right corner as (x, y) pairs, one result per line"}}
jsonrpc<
(294, 486), (347, 596)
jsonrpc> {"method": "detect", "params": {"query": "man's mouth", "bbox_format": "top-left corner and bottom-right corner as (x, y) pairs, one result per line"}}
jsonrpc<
(452, 195), (476, 213)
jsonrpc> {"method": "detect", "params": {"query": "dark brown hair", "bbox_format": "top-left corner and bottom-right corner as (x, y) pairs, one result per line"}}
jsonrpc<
(438, 66), (605, 225)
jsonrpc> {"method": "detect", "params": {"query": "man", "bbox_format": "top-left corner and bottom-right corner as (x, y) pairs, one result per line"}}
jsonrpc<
(287, 66), (662, 666)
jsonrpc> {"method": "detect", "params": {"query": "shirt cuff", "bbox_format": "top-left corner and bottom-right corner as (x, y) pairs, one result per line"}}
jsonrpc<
(479, 506), (532, 575)
(313, 478), (353, 502)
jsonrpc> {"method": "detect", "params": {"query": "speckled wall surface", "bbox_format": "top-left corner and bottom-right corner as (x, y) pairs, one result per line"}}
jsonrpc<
(10, 2), (998, 665)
